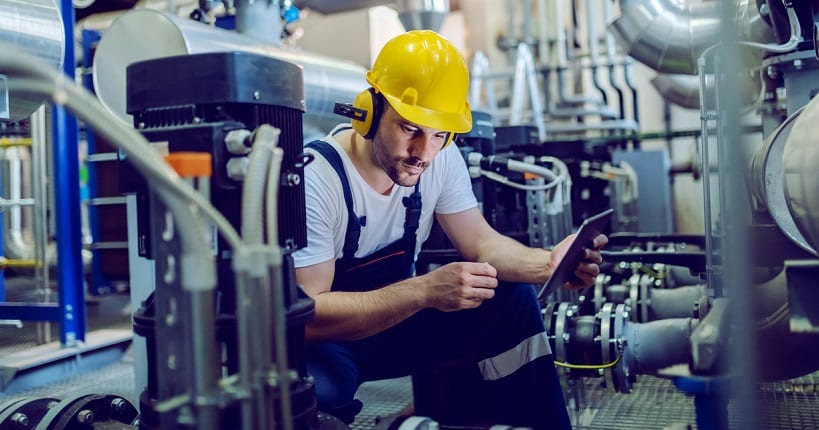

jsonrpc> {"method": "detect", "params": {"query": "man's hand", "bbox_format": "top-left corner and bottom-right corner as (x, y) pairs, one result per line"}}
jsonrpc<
(420, 262), (499, 311)
(550, 233), (608, 290)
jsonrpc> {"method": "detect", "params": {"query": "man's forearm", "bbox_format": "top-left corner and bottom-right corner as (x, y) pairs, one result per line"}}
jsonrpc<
(476, 234), (553, 285)
(305, 278), (426, 342)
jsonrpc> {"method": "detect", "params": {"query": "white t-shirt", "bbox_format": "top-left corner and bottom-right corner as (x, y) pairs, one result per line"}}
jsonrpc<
(292, 125), (478, 268)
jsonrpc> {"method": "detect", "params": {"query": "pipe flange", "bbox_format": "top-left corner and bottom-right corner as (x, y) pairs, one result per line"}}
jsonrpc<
(35, 393), (137, 430)
(612, 304), (632, 393)
(0, 397), (59, 428)
(542, 302), (557, 342)
(599, 303), (616, 392)
(554, 302), (571, 365)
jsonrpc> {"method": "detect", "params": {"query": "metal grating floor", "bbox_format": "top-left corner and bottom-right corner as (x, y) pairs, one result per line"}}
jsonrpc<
(572, 376), (696, 429)
(350, 377), (414, 430)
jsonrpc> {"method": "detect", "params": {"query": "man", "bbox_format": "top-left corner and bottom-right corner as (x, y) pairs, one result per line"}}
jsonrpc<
(293, 30), (607, 429)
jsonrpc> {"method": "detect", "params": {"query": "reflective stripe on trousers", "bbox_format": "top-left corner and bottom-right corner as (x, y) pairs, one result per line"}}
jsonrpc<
(479, 331), (553, 381)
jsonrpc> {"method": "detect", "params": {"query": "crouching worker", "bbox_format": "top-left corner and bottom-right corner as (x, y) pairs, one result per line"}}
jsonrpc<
(293, 30), (607, 429)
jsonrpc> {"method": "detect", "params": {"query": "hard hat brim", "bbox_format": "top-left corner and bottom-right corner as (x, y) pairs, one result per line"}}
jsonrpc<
(383, 94), (473, 134)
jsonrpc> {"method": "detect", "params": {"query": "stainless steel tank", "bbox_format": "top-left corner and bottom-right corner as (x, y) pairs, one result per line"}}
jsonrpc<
(92, 8), (367, 140)
(0, 0), (65, 122)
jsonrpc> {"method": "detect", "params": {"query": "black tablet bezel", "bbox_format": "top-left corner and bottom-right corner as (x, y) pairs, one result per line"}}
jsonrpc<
(536, 208), (613, 302)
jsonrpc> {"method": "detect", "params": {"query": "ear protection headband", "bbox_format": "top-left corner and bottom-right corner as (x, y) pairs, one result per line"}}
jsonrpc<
(333, 87), (457, 147)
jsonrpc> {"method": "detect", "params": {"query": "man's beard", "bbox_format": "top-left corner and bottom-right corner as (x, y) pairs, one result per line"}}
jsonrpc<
(372, 139), (429, 187)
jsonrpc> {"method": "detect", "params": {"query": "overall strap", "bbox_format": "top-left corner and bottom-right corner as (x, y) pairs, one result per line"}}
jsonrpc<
(402, 184), (422, 241)
(305, 140), (362, 257)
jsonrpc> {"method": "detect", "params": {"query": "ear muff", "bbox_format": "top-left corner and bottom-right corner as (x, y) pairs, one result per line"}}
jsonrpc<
(350, 87), (458, 147)
(351, 87), (383, 140)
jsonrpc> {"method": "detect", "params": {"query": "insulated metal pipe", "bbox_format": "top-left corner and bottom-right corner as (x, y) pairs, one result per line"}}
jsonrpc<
(92, 8), (366, 139)
(0, 0), (64, 121)
(609, 0), (721, 75)
(781, 92), (819, 255)
(748, 106), (816, 256)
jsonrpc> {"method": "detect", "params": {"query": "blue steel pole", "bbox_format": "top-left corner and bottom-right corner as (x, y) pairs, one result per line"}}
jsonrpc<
(54, 0), (85, 346)
(0, 170), (4, 300)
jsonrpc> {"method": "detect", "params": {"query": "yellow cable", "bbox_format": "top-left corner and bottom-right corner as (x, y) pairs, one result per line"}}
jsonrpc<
(554, 354), (622, 370)
(639, 265), (667, 279)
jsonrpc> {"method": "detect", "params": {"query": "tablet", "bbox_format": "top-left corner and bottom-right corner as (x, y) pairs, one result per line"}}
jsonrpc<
(537, 208), (613, 302)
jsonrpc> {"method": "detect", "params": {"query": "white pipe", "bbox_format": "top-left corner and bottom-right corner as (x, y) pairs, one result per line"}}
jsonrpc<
(737, 4), (801, 53)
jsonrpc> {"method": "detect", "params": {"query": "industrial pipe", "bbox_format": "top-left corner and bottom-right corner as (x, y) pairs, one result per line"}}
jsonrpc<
(650, 74), (703, 110)
(92, 8), (367, 140)
(748, 106), (816, 256)
(781, 89), (819, 256)
(609, 0), (722, 75)
(0, 0), (64, 122)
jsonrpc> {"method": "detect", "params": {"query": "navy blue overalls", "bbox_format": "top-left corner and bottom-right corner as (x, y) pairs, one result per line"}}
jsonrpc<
(304, 137), (571, 429)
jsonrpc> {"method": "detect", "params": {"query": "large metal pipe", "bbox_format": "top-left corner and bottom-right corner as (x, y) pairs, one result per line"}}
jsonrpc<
(750, 90), (819, 258)
(609, 0), (779, 77)
(650, 74), (703, 110)
(0, 0), (64, 122)
(748, 106), (816, 256)
(92, 8), (367, 140)
(782, 91), (819, 255)
(609, 0), (722, 75)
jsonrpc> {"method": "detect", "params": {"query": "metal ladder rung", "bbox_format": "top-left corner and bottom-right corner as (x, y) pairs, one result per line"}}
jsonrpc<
(86, 241), (128, 250)
(84, 196), (127, 206)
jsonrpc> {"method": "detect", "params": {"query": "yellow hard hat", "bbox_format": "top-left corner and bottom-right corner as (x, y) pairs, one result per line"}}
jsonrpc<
(367, 30), (472, 134)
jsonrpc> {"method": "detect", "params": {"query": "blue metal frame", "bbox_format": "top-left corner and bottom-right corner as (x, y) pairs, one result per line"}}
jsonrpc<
(0, 171), (4, 299)
(52, 0), (86, 346)
(79, 28), (113, 296)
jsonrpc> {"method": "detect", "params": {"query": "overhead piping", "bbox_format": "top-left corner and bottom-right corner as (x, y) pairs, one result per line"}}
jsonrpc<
(0, 0), (64, 121)
(92, 8), (367, 140)
(609, 0), (722, 75)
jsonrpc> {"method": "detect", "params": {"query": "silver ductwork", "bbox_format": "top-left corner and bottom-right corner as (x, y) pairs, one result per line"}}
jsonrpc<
(609, 0), (722, 75)
(92, 8), (368, 140)
(650, 74), (705, 110)
(0, 0), (64, 122)
(613, 0), (774, 107)
(651, 70), (760, 110)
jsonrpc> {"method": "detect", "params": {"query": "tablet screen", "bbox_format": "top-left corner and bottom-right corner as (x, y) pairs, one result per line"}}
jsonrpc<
(536, 208), (613, 302)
